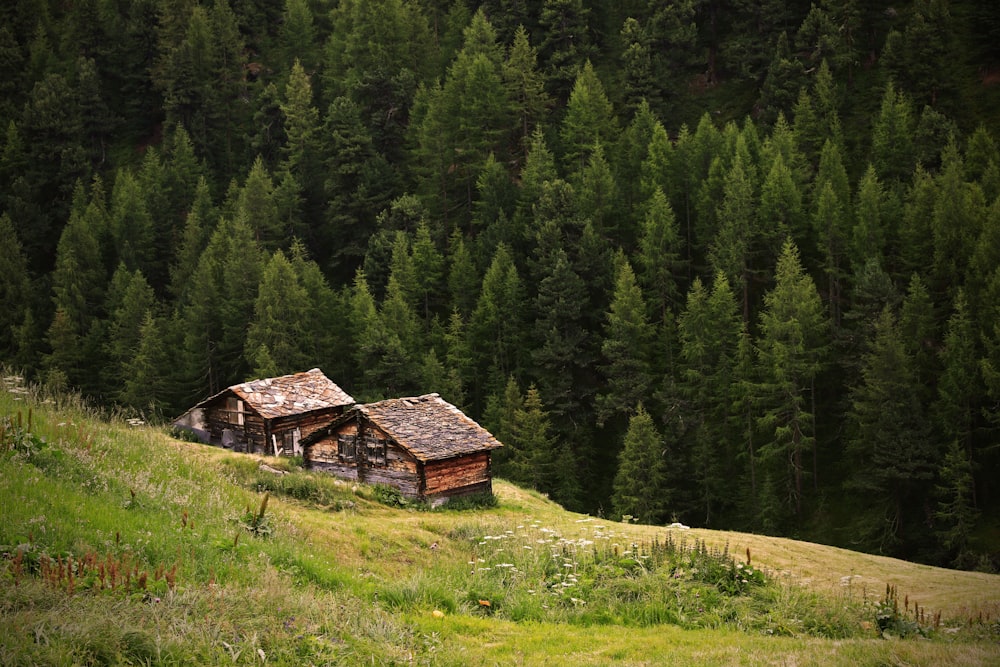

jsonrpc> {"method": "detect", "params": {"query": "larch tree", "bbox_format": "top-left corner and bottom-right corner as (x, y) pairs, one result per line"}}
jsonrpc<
(611, 404), (668, 525)
(245, 250), (313, 378)
(120, 310), (171, 416)
(529, 241), (590, 438)
(845, 306), (934, 555)
(871, 82), (915, 186)
(0, 212), (31, 359)
(559, 60), (617, 173)
(503, 24), (550, 162)
(597, 253), (654, 428)
(755, 238), (828, 529)
(104, 264), (157, 397)
(678, 271), (742, 526)
(932, 291), (980, 507)
(636, 188), (684, 324)
(709, 149), (757, 323)
(538, 0), (592, 103)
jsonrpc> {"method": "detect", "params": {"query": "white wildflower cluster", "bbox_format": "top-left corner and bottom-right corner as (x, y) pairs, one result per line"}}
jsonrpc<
(468, 518), (634, 609)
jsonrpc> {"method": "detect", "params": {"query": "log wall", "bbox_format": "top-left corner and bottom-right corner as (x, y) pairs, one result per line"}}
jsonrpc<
(423, 452), (491, 497)
(305, 419), (495, 500)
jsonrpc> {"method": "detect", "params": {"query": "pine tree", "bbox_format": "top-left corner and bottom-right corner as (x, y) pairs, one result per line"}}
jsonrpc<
(411, 220), (445, 323)
(486, 375), (524, 476)
(503, 25), (550, 162)
(538, 0), (592, 103)
(755, 239), (828, 529)
(529, 242), (589, 436)
(573, 142), (622, 242)
(120, 311), (171, 417)
(322, 95), (396, 278)
(245, 250), (313, 377)
(507, 385), (560, 494)
(236, 156), (283, 248)
(288, 241), (342, 375)
(636, 187), (684, 322)
(169, 180), (214, 305)
(709, 150), (757, 323)
(934, 438), (980, 566)
(279, 59), (321, 232)
(468, 244), (525, 409)
(559, 61), (617, 172)
(897, 166), (937, 281)
(757, 32), (804, 125)
(932, 144), (986, 304)
(415, 10), (512, 224)
(0, 212), (31, 359)
(278, 0), (318, 74)
(619, 17), (657, 114)
(845, 307), (934, 554)
(104, 264), (157, 397)
(932, 291), (980, 505)
(597, 254), (654, 428)
(851, 164), (887, 272)
(757, 151), (804, 263)
(447, 231), (479, 319)
(678, 271), (742, 526)
(109, 168), (155, 278)
(181, 214), (263, 396)
(899, 273), (939, 405)
(611, 404), (668, 525)
(871, 82), (915, 185)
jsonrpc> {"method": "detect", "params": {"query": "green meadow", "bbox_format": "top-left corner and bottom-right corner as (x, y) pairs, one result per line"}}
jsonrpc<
(2, 381), (998, 666)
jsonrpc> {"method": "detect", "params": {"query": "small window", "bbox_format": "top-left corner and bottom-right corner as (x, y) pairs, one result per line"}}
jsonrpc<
(366, 437), (387, 466)
(224, 397), (244, 426)
(338, 434), (356, 461)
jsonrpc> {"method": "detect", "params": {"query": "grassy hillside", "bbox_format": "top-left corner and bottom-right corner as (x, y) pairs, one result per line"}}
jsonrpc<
(1, 379), (998, 666)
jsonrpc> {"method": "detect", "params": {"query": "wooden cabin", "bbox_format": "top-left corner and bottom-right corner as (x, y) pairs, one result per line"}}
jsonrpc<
(172, 369), (355, 456)
(301, 393), (503, 502)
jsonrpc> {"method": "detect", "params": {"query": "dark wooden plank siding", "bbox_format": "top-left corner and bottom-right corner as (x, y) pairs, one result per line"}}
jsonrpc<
(423, 453), (490, 495)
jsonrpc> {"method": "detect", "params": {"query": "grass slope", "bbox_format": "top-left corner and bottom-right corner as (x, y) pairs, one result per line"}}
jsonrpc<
(1, 382), (998, 666)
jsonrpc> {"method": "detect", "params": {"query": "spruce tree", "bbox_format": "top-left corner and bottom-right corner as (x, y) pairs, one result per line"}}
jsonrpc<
(636, 187), (684, 321)
(932, 291), (980, 505)
(845, 307), (934, 554)
(0, 212), (31, 359)
(597, 254), (653, 428)
(245, 250), (312, 378)
(559, 61), (617, 172)
(120, 311), (171, 417)
(503, 25), (550, 162)
(611, 404), (668, 525)
(755, 239), (828, 529)
(678, 272), (742, 526)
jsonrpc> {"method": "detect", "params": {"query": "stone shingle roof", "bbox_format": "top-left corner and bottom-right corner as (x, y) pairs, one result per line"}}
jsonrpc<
(223, 368), (354, 419)
(357, 394), (502, 462)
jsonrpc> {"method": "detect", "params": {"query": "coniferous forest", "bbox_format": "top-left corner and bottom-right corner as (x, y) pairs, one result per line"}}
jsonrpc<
(3, 0), (1000, 569)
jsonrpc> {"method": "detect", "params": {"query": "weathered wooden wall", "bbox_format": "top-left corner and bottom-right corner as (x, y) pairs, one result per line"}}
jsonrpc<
(203, 400), (346, 455)
(423, 452), (492, 498)
(304, 421), (424, 497)
(305, 419), (495, 500)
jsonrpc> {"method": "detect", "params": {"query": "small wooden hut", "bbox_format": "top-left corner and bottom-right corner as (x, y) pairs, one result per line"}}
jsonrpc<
(301, 393), (503, 502)
(172, 369), (355, 455)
